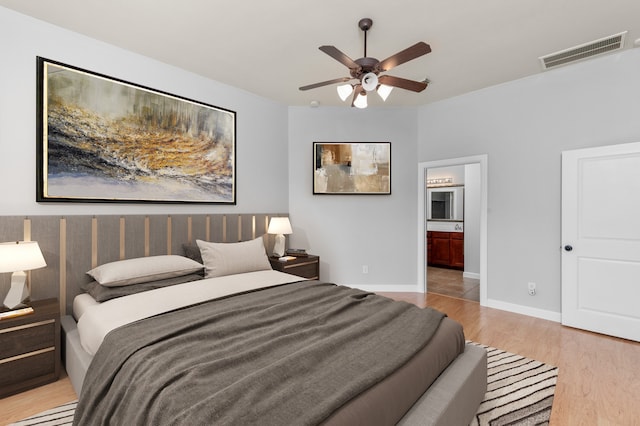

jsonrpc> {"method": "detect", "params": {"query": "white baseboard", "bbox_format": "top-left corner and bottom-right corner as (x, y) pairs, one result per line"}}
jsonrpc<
(463, 271), (480, 280)
(344, 283), (422, 293)
(342, 284), (562, 324)
(486, 298), (561, 323)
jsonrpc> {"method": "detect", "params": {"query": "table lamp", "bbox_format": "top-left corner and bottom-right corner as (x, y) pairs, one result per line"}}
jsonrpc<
(0, 241), (47, 310)
(267, 217), (292, 257)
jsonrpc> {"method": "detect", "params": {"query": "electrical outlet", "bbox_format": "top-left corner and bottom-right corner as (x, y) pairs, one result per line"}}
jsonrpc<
(528, 282), (536, 296)
(362, 265), (369, 274)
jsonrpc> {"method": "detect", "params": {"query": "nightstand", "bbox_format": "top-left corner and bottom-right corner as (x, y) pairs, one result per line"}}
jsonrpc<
(270, 255), (320, 280)
(0, 298), (60, 398)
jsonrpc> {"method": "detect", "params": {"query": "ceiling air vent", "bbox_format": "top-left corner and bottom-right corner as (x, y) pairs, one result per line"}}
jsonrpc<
(539, 31), (627, 70)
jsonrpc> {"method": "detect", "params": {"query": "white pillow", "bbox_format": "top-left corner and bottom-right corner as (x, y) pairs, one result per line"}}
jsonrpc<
(87, 255), (204, 287)
(196, 237), (271, 278)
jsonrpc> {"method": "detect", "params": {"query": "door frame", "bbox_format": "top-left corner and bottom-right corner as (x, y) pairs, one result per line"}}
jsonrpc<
(417, 155), (488, 305)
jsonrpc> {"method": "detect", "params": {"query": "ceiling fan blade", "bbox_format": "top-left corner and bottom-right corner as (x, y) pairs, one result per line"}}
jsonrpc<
(378, 75), (428, 92)
(299, 77), (352, 91)
(319, 46), (360, 70)
(377, 42), (432, 72)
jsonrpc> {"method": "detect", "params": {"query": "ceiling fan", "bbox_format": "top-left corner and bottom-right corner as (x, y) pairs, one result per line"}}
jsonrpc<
(299, 18), (431, 108)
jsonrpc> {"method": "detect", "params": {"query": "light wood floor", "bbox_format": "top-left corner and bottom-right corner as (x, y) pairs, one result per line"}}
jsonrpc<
(381, 292), (640, 425)
(1, 293), (639, 425)
(0, 369), (76, 424)
(427, 266), (479, 302)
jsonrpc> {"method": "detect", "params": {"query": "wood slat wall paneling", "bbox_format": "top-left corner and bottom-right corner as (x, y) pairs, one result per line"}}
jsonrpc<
(189, 215), (208, 245)
(225, 215), (239, 242)
(264, 214), (290, 253)
(169, 215), (189, 257)
(261, 215), (273, 251)
(0, 217), (24, 242)
(212, 215), (225, 243)
(0, 217), (27, 298)
(124, 216), (147, 260)
(240, 214), (253, 242)
(59, 218), (67, 315)
(29, 216), (60, 302)
(23, 218), (32, 240)
(63, 216), (92, 315)
(166, 216), (172, 255)
(91, 218), (98, 269)
(147, 216), (169, 257)
(96, 216), (121, 268)
(119, 218), (126, 260)
(0, 214), (287, 316)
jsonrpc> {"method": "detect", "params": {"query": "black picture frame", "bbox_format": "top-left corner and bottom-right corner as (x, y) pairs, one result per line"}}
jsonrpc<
(36, 57), (236, 204)
(313, 142), (391, 195)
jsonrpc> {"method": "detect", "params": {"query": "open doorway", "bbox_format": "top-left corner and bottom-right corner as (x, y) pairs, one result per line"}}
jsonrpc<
(425, 164), (478, 301)
(417, 155), (488, 306)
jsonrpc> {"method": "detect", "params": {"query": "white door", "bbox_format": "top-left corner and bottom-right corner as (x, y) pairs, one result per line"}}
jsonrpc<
(562, 142), (640, 342)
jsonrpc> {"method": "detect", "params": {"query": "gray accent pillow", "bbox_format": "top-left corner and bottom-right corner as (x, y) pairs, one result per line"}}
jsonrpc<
(81, 274), (204, 302)
(182, 243), (204, 265)
(87, 255), (204, 287)
(196, 236), (272, 278)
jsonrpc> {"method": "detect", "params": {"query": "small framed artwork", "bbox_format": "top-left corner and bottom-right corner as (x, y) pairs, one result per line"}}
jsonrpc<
(313, 142), (391, 195)
(36, 57), (236, 204)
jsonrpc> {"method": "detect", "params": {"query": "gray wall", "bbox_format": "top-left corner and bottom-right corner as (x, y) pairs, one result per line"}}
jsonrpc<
(418, 48), (640, 315)
(0, 6), (289, 216)
(3, 5), (640, 317)
(288, 107), (419, 290)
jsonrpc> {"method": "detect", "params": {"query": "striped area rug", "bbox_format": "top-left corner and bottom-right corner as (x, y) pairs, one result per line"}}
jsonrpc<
(10, 400), (76, 426)
(469, 341), (559, 425)
(12, 343), (558, 426)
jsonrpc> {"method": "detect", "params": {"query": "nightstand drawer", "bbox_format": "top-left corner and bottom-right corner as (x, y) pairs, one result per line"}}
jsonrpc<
(269, 255), (320, 280)
(0, 349), (56, 388)
(0, 320), (56, 359)
(0, 298), (60, 398)
(282, 261), (319, 279)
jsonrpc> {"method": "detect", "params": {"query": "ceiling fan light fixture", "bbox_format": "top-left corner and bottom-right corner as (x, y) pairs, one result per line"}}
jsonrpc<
(299, 18), (431, 108)
(354, 91), (368, 109)
(361, 72), (378, 92)
(337, 84), (354, 101)
(377, 84), (393, 101)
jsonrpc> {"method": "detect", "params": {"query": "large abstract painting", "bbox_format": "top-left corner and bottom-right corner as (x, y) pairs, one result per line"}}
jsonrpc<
(36, 57), (236, 204)
(313, 142), (391, 194)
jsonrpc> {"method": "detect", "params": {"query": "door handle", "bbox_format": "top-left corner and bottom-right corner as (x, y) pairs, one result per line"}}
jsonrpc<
(564, 245), (573, 252)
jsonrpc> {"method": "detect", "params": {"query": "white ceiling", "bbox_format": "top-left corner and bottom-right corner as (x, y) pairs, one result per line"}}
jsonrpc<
(2, 0), (639, 108)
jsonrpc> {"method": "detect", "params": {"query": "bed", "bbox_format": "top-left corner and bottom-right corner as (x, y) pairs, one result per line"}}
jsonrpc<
(59, 234), (486, 425)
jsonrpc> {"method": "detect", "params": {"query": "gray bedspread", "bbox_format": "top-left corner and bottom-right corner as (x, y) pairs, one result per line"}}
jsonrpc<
(73, 281), (445, 426)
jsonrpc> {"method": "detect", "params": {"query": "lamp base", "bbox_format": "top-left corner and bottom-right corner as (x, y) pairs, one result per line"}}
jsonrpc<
(272, 234), (286, 257)
(3, 271), (30, 310)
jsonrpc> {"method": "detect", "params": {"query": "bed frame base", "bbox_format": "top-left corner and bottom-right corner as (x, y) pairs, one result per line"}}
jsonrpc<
(62, 315), (486, 425)
(61, 315), (91, 395)
(398, 343), (487, 425)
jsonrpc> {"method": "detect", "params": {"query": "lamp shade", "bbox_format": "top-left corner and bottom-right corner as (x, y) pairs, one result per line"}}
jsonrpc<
(337, 84), (354, 101)
(361, 72), (378, 92)
(0, 241), (47, 273)
(377, 84), (393, 101)
(353, 91), (368, 109)
(267, 217), (292, 235)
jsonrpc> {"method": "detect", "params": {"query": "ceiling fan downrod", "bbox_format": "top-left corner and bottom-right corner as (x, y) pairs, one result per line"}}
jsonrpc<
(359, 18), (373, 58)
